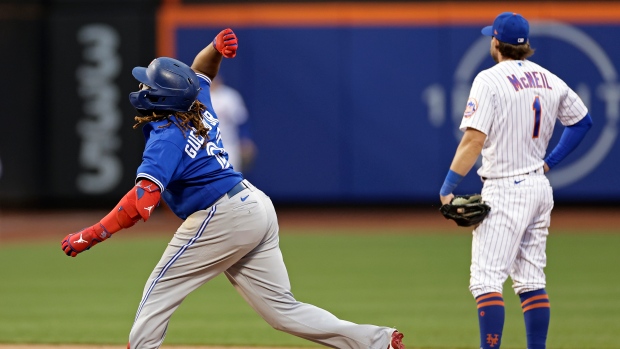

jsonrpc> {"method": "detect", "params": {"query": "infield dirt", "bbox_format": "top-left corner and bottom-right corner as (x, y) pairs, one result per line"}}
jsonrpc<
(1, 205), (617, 245)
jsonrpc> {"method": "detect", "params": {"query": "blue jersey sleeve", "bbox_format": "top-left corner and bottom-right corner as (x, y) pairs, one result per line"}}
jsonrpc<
(544, 113), (593, 169)
(136, 139), (183, 191)
(195, 73), (213, 108)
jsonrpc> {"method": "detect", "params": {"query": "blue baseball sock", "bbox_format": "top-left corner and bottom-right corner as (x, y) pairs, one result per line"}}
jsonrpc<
(520, 289), (550, 349)
(476, 292), (505, 348)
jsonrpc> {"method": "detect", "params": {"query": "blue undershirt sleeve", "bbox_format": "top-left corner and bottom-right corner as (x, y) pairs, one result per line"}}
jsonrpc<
(544, 113), (593, 169)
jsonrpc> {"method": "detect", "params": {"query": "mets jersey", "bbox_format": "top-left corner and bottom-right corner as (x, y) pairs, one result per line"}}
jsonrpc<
(136, 73), (243, 219)
(461, 60), (588, 179)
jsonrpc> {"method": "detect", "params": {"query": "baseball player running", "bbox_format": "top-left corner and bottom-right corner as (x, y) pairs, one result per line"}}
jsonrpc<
(61, 28), (405, 349)
(439, 12), (592, 349)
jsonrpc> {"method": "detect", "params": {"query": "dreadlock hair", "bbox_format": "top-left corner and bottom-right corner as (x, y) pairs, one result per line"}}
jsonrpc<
(133, 100), (211, 146)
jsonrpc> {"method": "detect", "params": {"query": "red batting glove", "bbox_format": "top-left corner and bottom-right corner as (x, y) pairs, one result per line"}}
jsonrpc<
(213, 28), (238, 58)
(61, 225), (111, 257)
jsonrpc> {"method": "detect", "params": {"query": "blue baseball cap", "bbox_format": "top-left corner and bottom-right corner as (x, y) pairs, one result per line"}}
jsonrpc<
(481, 12), (529, 45)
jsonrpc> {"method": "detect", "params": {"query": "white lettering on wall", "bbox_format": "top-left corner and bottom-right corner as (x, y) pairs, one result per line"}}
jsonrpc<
(75, 24), (122, 194)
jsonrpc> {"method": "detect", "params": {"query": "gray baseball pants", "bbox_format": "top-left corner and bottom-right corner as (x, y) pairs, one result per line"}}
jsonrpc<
(128, 180), (395, 348)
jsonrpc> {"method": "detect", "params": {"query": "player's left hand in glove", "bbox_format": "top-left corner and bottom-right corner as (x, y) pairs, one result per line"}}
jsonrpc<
(440, 194), (491, 227)
(61, 225), (111, 257)
(213, 28), (238, 58)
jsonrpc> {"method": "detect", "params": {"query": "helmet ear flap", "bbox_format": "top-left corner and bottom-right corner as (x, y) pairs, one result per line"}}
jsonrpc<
(129, 91), (149, 110)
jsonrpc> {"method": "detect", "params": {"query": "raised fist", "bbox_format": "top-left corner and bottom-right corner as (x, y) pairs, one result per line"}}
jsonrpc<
(213, 28), (238, 58)
(61, 225), (110, 257)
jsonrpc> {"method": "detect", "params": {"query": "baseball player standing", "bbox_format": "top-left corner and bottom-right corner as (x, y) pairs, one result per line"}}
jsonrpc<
(61, 28), (405, 349)
(439, 12), (593, 349)
(210, 76), (256, 172)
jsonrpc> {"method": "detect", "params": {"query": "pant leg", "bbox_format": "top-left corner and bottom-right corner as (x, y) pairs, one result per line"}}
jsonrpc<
(224, 189), (394, 349)
(511, 176), (554, 294)
(470, 177), (536, 297)
(129, 189), (268, 348)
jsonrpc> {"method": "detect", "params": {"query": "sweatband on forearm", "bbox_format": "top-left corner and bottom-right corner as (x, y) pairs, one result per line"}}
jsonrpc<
(440, 169), (465, 196)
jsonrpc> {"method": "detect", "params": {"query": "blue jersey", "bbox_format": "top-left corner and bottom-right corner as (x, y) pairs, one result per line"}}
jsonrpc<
(136, 73), (243, 219)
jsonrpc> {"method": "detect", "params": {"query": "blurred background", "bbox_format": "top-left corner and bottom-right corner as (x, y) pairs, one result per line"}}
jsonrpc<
(1, 0), (619, 210)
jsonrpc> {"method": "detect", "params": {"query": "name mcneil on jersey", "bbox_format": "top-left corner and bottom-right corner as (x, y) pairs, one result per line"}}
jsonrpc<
(507, 71), (553, 92)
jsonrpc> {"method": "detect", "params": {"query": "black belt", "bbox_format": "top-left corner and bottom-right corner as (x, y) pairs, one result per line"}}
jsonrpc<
(227, 181), (248, 198)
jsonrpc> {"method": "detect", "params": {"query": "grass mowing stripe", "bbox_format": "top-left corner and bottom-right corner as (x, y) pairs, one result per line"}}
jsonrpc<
(0, 232), (618, 348)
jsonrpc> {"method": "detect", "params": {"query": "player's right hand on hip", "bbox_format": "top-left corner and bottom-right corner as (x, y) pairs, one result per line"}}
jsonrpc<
(61, 226), (110, 257)
(213, 28), (238, 58)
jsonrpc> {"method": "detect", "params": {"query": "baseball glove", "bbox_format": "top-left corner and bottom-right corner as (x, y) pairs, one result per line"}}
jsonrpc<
(440, 194), (491, 227)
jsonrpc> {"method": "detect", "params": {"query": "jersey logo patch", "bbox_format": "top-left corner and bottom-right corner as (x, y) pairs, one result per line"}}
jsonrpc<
(463, 97), (478, 118)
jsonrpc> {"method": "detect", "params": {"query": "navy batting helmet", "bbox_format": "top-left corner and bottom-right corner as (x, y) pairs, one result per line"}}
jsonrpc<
(129, 57), (200, 112)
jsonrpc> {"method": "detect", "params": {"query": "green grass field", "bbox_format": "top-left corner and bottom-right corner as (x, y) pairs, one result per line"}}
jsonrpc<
(0, 228), (619, 349)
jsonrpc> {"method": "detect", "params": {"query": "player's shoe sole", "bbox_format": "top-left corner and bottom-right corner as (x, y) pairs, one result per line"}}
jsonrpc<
(388, 330), (405, 349)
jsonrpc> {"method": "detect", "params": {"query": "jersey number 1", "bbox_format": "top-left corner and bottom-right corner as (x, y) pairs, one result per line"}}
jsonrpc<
(532, 96), (541, 138)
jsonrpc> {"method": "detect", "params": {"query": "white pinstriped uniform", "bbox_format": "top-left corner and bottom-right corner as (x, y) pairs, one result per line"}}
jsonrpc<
(460, 60), (588, 297)
(210, 83), (249, 171)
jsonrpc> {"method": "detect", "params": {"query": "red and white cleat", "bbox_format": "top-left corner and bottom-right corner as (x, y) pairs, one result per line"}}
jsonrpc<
(388, 330), (405, 349)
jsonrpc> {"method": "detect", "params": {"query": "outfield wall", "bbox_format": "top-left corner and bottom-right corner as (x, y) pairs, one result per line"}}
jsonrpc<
(1, 1), (618, 207)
